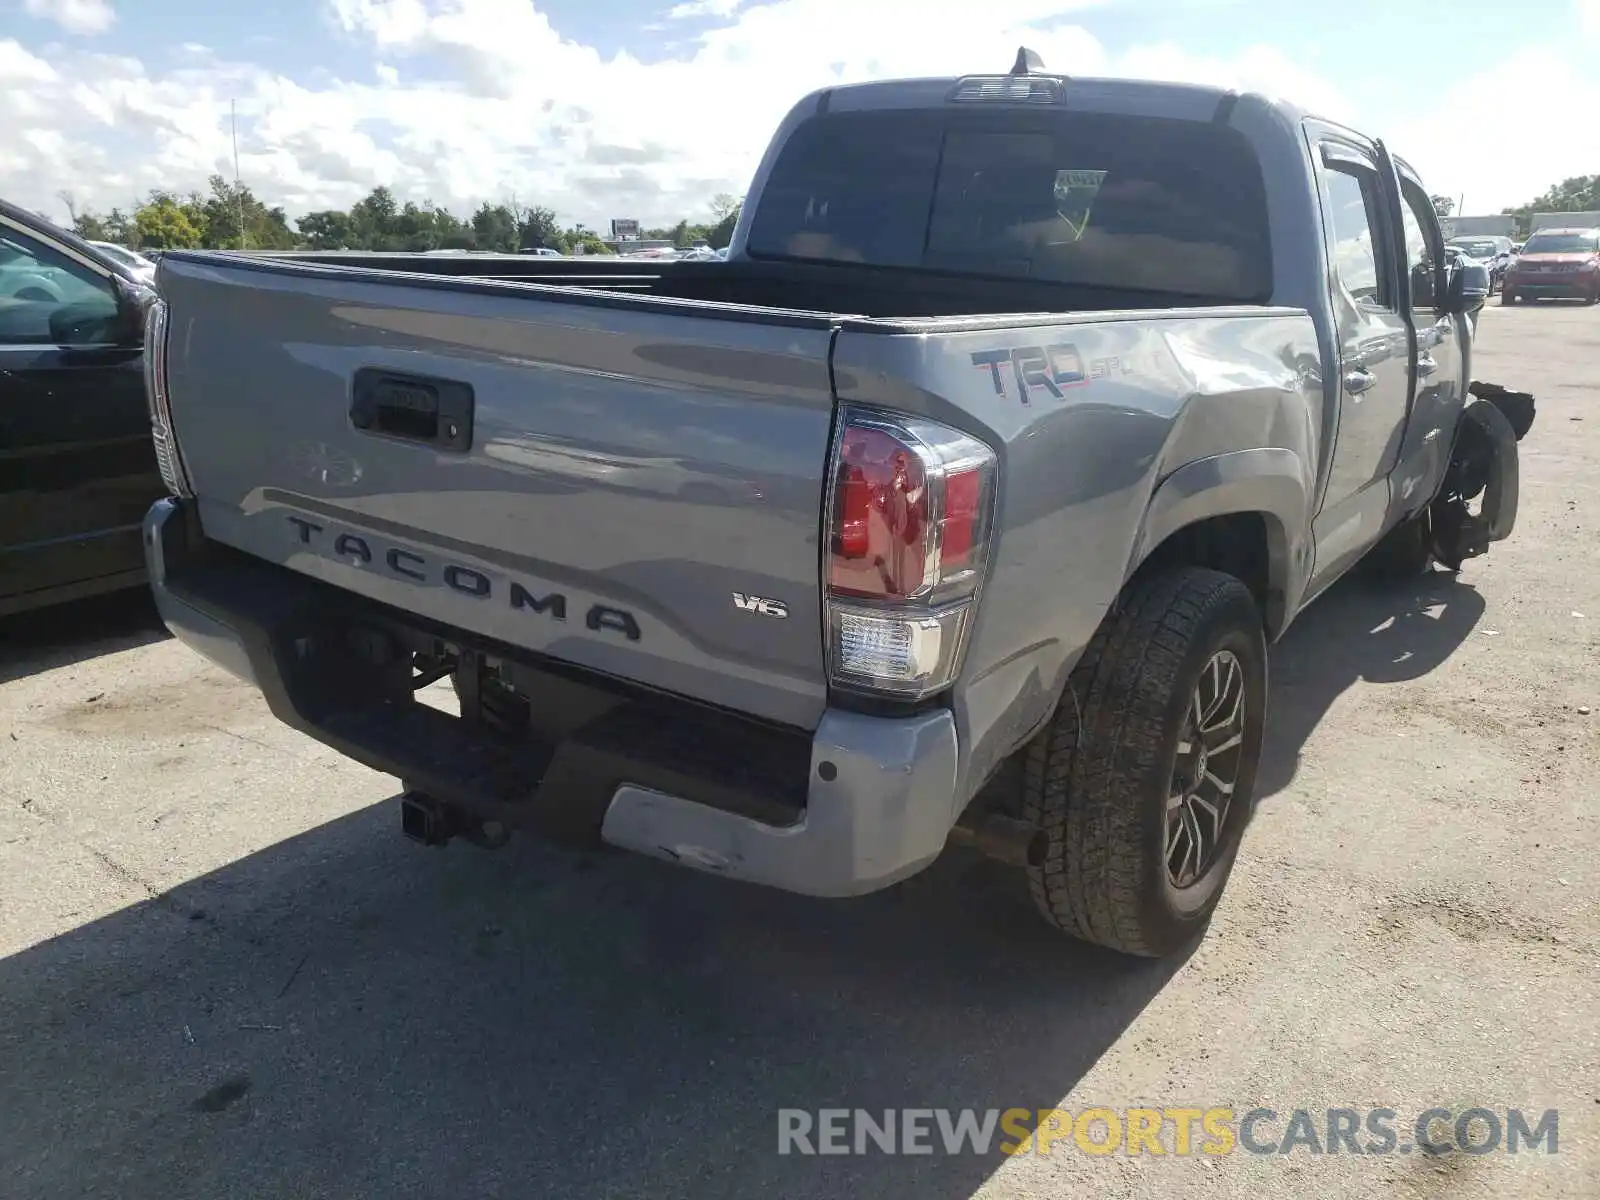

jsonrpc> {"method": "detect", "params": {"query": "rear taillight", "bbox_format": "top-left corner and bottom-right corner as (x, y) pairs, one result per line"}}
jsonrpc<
(823, 409), (998, 699)
(142, 298), (193, 498)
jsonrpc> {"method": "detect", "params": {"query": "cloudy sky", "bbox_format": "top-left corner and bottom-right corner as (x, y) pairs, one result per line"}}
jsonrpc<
(2, 0), (1598, 230)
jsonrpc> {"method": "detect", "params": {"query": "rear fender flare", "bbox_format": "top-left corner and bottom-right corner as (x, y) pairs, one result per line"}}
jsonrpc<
(1127, 448), (1312, 637)
(1427, 395), (1522, 568)
(1459, 396), (1520, 542)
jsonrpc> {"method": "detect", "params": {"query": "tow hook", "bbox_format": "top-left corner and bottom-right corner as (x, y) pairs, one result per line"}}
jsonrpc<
(399, 791), (511, 850)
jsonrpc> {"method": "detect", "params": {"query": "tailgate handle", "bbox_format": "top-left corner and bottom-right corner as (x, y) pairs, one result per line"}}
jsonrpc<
(350, 369), (474, 453)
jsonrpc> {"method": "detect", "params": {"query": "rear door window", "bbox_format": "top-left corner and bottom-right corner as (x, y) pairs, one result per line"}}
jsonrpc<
(1321, 165), (1389, 309)
(746, 108), (1273, 303)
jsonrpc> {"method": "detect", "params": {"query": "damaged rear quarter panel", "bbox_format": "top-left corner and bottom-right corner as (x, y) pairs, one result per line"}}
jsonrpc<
(830, 306), (1321, 806)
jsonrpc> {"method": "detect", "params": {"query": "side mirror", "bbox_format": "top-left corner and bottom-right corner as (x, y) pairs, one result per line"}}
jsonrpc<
(1446, 260), (1491, 316)
(108, 273), (157, 346)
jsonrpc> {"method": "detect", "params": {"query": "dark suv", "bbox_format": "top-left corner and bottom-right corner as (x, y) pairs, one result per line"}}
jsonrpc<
(1446, 235), (1514, 290)
(0, 199), (165, 616)
(1501, 227), (1600, 305)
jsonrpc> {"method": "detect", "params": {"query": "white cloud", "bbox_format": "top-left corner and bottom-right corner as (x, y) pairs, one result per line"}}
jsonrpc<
(0, 0), (1593, 235)
(1386, 47), (1600, 214)
(1578, 0), (1600, 37)
(666, 0), (747, 18)
(23, 0), (117, 36)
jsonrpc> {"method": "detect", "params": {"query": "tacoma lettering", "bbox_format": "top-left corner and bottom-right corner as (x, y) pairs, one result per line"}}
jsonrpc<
(286, 516), (639, 641)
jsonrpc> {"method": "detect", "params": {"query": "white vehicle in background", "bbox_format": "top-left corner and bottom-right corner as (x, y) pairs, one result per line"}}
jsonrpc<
(88, 241), (158, 284)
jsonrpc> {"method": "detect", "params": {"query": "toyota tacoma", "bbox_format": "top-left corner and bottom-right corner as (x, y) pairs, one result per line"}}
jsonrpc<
(139, 51), (1533, 957)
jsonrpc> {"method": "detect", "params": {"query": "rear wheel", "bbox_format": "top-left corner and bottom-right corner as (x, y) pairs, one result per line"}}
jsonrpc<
(1021, 568), (1267, 958)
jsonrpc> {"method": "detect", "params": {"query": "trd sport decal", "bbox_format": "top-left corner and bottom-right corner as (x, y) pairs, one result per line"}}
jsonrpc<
(971, 344), (1138, 403)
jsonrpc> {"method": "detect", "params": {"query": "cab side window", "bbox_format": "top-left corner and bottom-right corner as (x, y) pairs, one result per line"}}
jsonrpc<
(1322, 163), (1393, 310)
(1398, 183), (1443, 312)
(0, 228), (120, 346)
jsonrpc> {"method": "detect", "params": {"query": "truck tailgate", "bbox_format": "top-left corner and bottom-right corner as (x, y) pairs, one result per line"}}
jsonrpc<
(157, 255), (838, 729)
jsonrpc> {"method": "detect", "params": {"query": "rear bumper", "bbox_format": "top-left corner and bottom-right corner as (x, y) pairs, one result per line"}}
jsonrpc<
(143, 498), (962, 897)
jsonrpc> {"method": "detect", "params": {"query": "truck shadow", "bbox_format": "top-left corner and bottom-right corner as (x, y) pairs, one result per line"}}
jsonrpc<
(0, 572), (1482, 1199)
(1256, 569), (1486, 799)
(0, 807), (1184, 1200)
(0, 588), (169, 686)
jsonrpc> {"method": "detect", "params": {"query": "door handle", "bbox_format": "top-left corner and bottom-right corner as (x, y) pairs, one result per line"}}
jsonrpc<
(1417, 353), (1439, 377)
(1343, 368), (1376, 395)
(350, 368), (474, 453)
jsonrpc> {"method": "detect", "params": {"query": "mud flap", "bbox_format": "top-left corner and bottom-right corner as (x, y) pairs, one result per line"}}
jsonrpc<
(1427, 383), (1536, 570)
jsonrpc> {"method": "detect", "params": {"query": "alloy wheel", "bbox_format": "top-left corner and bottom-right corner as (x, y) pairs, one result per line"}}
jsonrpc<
(1166, 650), (1247, 889)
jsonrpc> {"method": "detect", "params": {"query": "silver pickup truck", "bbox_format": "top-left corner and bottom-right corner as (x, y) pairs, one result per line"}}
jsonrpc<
(140, 51), (1533, 958)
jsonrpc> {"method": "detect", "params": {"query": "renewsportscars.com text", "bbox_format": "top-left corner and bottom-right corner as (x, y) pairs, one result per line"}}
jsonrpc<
(776, 1106), (1560, 1157)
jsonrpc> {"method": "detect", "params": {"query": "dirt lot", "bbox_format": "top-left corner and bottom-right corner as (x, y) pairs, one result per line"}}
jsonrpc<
(1, 301), (1596, 1200)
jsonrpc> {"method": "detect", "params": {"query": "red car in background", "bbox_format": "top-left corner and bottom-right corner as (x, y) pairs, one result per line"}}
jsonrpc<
(1501, 227), (1600, 305)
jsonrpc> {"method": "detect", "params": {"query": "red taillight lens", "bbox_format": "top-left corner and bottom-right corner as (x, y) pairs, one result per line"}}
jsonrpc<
(940, 466), (981, 573)
(828, 426), (930, 600)
(823, 409), (998, 699)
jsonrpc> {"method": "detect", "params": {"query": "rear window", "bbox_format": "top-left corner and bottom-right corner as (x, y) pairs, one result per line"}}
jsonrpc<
(745, 108), (1273, 303)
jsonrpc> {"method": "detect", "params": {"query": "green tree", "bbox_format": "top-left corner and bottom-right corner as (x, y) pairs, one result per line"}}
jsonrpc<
(566, 230), (614, 255)
(49, 182), (767, 260)
(101, 208), (137, 246)
(433, 206), (477, 250)
(297, 209), (356, 249)
(471, 202), (519, 252)
(392, 200), (446, 250)
(1502, 174), (1600, 236)
(705, 197), (742, 250)
(199, 176), (297, 250)
(348, 187), (399, 249)
(71, 212), (110, 241)
(133, 194), (203, 249)
(59, 192), (109, 242)
(516, 204), (563, 251)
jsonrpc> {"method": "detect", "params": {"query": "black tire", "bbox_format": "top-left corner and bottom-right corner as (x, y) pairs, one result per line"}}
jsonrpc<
(1359, 512), (1436, 580)
(1021, 568), (1267, 957)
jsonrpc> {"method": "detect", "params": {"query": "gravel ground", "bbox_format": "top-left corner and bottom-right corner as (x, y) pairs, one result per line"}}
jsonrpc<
(0, 300), (1595, 1200)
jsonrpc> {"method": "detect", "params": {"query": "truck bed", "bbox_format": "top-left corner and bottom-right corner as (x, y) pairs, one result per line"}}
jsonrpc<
(250, 250), (1259, 320)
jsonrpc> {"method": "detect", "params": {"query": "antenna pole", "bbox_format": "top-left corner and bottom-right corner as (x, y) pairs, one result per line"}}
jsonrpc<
(232, 99), (247, 250)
